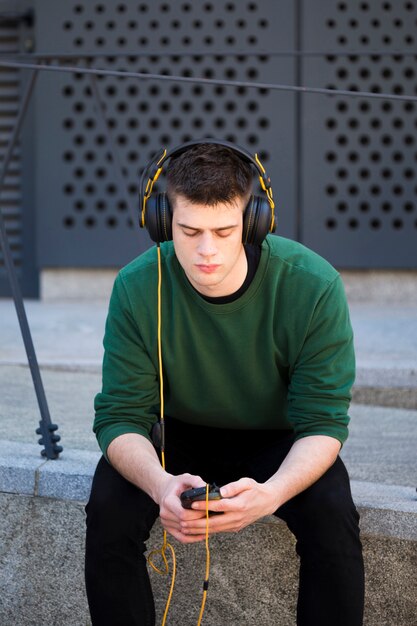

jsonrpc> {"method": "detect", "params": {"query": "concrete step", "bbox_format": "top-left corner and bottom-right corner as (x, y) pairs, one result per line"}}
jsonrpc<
(1, 300), (417, 382)
(0, 440), (416, 626)
(352, 385), (417, 410)
(1, 363), (416, 455)
(0, 480), (415, 625)
(0, 298), (416, 623)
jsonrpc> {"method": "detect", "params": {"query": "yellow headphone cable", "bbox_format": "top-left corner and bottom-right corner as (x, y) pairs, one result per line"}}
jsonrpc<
(147, 244), (211, 626)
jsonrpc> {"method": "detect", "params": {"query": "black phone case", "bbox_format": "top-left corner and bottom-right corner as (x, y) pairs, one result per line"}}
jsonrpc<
(180, 485), (222, 509)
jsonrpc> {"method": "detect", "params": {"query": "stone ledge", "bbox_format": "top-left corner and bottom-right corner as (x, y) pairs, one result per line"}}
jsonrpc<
(1, 492), (415, 626)
(351, 386), (417, 410)
(0, 440), (100, 502)
(355, 367), (417, 388)
(38, 269), (417, 303)
(1, 439), (416, 542)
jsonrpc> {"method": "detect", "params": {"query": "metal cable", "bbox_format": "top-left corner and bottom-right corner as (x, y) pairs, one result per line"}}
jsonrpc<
(1, 49), (417, 59)
(0, 58), (417, 103)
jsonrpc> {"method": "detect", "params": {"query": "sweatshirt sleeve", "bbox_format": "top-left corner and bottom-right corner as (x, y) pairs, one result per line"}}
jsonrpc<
(93, 272), (159, 458)
(287, 275), (355, 446)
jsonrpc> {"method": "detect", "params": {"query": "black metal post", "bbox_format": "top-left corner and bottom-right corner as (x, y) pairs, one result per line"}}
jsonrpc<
(0, 69), (62, 459)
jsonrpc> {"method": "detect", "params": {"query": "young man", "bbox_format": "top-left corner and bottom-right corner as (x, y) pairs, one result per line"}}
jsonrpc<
(85, 142), (364, 625)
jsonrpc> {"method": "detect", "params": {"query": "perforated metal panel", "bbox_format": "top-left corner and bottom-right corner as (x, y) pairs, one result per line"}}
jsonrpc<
(0, 24), (22, 287)
(302, 0), (417, 267)
(0, 6), (37, 296)
(34, 0), (296, 267)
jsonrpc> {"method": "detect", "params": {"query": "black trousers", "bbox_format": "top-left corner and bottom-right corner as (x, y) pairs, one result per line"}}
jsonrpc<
(85, 419), (364, 626)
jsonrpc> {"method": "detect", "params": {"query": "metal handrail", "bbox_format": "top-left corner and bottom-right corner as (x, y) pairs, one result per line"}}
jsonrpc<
(0, 70), (63, 459)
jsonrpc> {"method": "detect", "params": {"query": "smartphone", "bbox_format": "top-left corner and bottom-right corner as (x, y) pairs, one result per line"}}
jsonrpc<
(180, 484), (222, 509)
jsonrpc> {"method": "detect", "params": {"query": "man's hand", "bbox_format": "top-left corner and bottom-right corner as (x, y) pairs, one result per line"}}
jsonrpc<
(108, 433), (209, 543)
(178, 477), (278, 537)
(178, 435), (342, 539)
(108, 433), (341, 543)
(156, 473), (212, 544)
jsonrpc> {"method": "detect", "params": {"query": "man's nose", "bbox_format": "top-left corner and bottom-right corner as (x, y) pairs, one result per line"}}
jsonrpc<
(197, 232), (217, 256)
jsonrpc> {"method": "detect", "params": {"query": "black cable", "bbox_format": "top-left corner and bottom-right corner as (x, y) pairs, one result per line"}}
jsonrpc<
(0, 58), (417, 103)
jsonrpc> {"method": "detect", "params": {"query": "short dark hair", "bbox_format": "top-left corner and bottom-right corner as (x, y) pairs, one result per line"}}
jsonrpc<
(166, 143), (253, 207)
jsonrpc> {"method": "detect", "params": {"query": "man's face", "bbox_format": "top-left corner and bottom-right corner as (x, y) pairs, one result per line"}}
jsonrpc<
(172, 194), (248, 298)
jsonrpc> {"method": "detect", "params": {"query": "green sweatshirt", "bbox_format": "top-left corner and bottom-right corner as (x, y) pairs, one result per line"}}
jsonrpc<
(94, 235), (355, 456)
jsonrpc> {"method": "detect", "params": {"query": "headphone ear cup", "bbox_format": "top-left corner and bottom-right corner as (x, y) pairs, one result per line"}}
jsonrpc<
(144, 192), (173, 243)
(242, 195), (273, 245)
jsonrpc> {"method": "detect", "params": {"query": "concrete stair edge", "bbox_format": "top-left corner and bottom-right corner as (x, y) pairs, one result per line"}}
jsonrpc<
(0, 439), (415, 542)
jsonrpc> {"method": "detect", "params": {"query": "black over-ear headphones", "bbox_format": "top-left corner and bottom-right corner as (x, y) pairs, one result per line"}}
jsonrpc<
(139, 138), (276, 245)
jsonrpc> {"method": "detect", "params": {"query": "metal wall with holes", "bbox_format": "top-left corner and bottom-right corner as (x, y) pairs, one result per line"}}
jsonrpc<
(34, 0), (296, 267)
(2, 0), (416, 301)
(301, 0), (417, 267)
(0, 6), (37, 296)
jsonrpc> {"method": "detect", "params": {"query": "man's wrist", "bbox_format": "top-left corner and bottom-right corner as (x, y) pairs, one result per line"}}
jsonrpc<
(151, 470), (174, 506)
(262, 480), (286, 514)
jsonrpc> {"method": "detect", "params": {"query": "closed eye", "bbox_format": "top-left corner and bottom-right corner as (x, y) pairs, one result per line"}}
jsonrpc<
(216, 228), (234, 238)
(177, 223), (238, 237)
(181, 227), (199, 237)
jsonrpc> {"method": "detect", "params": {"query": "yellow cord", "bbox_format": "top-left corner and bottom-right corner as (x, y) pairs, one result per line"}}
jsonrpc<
(148, 245), (212, 626)
(147, 244), (177, 625)
(147, 534), (177, 626)
(197, 484), (211, 626)
(156, 245), (164, 441)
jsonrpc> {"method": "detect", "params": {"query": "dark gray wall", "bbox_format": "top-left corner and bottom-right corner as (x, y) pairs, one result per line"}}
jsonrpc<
(301, 0), (417, 267)
(34, 0), (296, 267)
(0, 2), (37, 297)
(1, 1), (417, 297)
